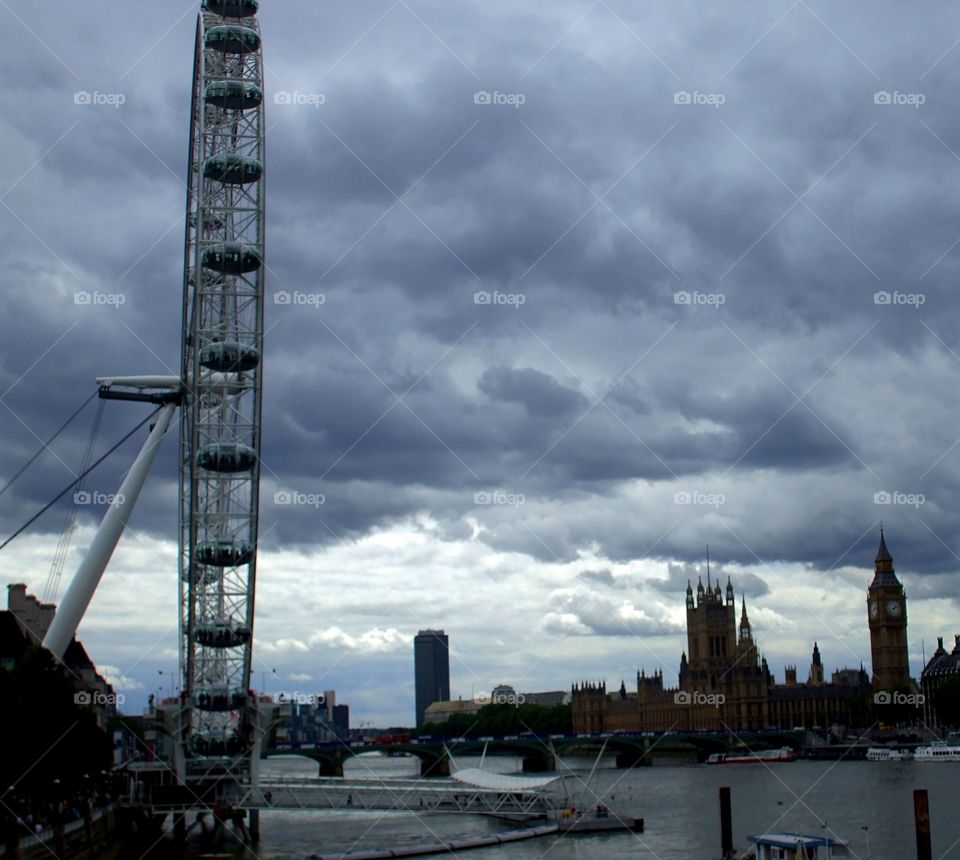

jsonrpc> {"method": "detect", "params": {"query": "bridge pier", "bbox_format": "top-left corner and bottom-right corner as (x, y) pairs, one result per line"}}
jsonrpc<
(615, 749), (650, 768)
(521, 752), (557, 773)
(318, 758), (344, 777)
(248, 809), (260, 843)
(420, 754), (450, 777)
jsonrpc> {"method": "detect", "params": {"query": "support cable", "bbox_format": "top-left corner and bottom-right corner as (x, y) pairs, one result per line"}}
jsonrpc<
(0, 406), (162, 553)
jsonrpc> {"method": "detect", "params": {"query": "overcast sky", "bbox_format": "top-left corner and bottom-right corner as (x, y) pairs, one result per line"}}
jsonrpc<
(2, 1), (960, 726)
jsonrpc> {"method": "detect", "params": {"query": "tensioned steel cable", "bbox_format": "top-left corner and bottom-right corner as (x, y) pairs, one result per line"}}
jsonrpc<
(0, 405), (162, 552)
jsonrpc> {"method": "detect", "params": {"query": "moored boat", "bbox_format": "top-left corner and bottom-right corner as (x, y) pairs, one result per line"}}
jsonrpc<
(914, 741), (960, 761)
(745, 833), (849, 859)
(866, 746), (913, 761)
(706, 746), (798, 764)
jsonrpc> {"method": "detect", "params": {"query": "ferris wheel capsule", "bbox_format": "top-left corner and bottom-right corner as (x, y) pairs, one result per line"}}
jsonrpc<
(194, 686), (248, 712)
(200, 341), (260, 373)
(203, 0), (259, 17)
(204, 80), (263, 111)
(203, 153), (263, 185)
(195, 618), (253, 648)
(195, 540), (255, 567)
(205, 25), (260, 54)
(201, 242), (262, 274)
(197, 442), (257, 473)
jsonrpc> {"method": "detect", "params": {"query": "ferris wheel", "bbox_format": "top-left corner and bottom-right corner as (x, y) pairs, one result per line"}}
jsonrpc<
(179, 0), (266, 767)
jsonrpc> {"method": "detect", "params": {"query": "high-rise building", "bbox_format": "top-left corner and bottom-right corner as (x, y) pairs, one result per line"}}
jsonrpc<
(867, 529), (911, 690)
(414, 629), (450, 727)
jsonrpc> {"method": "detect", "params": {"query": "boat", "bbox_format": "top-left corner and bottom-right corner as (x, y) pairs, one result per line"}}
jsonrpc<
(550, 806), (644, 833)
(745, 833), (849, 859)
(914, 741), (960, 761)
(706, 747), (798, 764)
(866, 746), (913, 761)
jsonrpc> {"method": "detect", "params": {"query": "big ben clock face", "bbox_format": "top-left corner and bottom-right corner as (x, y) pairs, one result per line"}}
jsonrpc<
(870, 601), (879, 618)
(887, 600), (902, 616)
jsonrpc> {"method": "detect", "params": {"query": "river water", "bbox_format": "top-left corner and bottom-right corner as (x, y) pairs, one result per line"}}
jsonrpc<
(161, 753), (960, 859)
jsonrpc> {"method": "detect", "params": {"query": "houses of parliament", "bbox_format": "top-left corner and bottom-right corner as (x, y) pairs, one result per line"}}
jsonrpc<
(572, 530), (910, 732)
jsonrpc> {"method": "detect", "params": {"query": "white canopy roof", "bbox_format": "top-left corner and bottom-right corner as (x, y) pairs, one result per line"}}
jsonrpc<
(450, 768), (559, 792)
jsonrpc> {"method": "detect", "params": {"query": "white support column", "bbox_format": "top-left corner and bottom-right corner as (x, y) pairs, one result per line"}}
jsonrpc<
(43, 401), (177, 660)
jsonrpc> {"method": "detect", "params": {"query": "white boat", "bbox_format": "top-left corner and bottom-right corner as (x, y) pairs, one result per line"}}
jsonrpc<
(746, 833), (849, 859)
(914, 742), (960, 761)
(706, 747), (797, 765)
(866, 746), (913, 761)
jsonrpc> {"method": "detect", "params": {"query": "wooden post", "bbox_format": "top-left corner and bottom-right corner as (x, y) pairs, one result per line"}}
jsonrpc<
(914, 789), (932, 860)
(719, 786), (733, 859)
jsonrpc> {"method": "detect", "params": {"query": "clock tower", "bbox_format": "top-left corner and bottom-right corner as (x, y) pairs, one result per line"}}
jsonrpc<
(867, 529), (910, 689)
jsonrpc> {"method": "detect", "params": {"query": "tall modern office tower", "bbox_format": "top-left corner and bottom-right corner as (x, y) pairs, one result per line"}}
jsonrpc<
(414, 629), (450, 726)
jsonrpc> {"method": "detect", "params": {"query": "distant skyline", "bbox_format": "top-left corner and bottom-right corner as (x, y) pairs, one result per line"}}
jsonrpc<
(2, 2), (960, 725)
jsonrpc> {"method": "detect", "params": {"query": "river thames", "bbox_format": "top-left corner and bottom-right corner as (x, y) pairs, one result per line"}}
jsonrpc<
(156, 753), (960, 859)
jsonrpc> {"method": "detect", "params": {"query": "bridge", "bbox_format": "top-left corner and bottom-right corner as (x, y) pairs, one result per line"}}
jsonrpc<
(264, 729), (806, 776)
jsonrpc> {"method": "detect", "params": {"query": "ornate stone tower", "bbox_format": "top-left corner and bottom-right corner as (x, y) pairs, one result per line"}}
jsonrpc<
(685, 570), (737, 690)
(867, 529), (910, 689)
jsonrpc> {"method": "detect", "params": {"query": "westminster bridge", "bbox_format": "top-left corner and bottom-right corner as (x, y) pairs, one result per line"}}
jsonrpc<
(264, 729), (807, 776)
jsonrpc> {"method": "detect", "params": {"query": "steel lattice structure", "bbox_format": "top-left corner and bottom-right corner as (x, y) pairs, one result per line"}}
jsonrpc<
(179, 0), (265, 771)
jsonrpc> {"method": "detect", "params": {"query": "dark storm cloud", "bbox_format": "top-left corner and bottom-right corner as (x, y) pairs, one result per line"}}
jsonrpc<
(4, 0), (960, 597)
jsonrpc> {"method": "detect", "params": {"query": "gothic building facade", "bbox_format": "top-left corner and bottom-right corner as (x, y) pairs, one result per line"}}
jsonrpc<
(571, 533), (905, 733)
